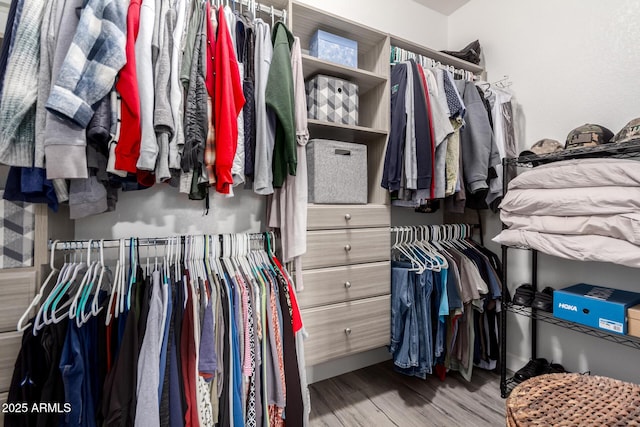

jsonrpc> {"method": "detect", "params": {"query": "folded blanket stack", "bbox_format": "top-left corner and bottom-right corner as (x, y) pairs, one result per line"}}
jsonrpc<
(493, 158), (640, 268)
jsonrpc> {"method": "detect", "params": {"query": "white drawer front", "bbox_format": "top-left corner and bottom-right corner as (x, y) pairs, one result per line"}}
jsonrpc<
(301, 295), (390, 366)
(307, 204), (390, 230)
(298, 262), (389, 309)
(303, 228), (389, 269)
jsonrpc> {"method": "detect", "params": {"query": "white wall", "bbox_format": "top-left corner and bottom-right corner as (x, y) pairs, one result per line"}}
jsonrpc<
(449, 0), (640, 383)
(297, 0), (448, 49)
(75, 186), (266, 239)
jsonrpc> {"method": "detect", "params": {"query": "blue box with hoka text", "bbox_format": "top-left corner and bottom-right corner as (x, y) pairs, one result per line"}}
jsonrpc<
(553, 284), (640, 335)
(310, 30), (358, 68)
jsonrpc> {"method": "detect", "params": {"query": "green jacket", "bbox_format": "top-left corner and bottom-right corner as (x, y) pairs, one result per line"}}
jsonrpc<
(266, 21), (297, 188)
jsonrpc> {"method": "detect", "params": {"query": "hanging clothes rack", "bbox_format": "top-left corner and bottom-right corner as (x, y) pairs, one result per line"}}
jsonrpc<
(47, 232), (274, 251)
(388, 221), (502, 381)
(390, 224), (479, 238)
(390, 45), (478, 81)
(13, 230), (308, 427)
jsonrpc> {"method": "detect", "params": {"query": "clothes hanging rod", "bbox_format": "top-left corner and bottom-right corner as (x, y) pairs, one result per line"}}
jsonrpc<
(48, 233), (272, 251)
(390, 224), (479, 232)
(390, 45), (478, 79)
(228, 0), (287, 19)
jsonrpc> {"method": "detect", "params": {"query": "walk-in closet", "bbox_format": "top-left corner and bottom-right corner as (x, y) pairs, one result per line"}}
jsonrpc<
(1, 0), (640, 425)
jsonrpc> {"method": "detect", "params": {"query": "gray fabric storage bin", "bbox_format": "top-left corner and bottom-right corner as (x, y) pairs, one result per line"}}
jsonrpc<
(306, 74), (359, 125)
(307, 139), (367, 204)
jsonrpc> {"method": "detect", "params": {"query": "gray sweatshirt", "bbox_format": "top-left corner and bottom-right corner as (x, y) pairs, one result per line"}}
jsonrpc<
(253, 19), (276, 195)
(43, 0), (89, 180)
(168, 0), (187, 170)
(134, 270), (164, 427)
(135, 0), (159, 171)
(154, 0), (174, 182)
(34, 0), (57, 169)
(33, 0), (69, 202)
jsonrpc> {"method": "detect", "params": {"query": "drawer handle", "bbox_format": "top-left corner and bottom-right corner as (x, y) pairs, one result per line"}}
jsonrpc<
(344, 328), (352, 336)
(344, 244), (352, 252)
(344, 213), (352, 221)
(344, 281), (352, 289)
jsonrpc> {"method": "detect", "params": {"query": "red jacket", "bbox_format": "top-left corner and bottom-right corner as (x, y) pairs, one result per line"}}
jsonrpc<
(204, 2), (217, 185)
(213, 8), (245, 194)
(417, 66), (436, 200)
(115, 0), (142, 174)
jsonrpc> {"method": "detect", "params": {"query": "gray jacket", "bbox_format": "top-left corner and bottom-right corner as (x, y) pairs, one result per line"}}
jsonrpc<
(153, 0), (173, 182)
(456, 80), (499, 194)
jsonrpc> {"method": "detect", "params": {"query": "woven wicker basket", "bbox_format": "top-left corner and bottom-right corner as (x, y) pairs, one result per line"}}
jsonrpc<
(506, 373), (640, 426)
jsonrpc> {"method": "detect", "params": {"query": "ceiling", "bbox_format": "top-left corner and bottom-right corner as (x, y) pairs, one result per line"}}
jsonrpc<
(413, 0), (470, 15)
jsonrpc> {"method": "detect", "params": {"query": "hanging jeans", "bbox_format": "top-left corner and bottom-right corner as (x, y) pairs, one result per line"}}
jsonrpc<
(434, 270), (449, 362)
(410, 270), (434, 378)
(391, 262), (436, 378)
(390, 263), (418, 370)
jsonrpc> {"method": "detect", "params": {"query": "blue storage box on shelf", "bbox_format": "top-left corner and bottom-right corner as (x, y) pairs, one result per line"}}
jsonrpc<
(553, 284), (640, 335)
(309, 29), (358, 68)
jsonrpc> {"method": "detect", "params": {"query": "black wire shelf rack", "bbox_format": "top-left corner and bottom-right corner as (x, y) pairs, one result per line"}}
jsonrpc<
(505, 303), (640, 350)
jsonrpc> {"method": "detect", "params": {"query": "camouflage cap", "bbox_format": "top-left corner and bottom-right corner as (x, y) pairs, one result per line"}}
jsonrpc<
(612, 118), (640, 144)
(519, 139), (564, 157)
(565, 124), (613, 150)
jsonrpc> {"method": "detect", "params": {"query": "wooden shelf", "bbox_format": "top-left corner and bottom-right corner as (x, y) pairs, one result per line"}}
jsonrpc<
(302, 54), (387, 95)
(390, 35), (484, 74)
(291, 1), (389, 75)
(307, 119), (387, 143)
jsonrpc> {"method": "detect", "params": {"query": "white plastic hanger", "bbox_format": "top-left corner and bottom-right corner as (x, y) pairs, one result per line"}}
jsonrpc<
(69, 241), (96, 321)
(392, 228), (422, 272)
(412, 227), (439, 271)
(39, 243), (77, 327)
(106, 239), (125, 324)
(18, 240), (60, 332)
(50, 246), (87, 324)
(87, 239), (108, 324)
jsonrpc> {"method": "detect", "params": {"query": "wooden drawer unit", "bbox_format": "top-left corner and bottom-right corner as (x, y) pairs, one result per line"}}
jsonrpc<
(298, 262), (390, 309)
(307, 204), (390, 230)
(302, 295), (390, 366)
(0, 269), (37, 333)
(0, 332), (22, 393)
(0, 392), (6, 425)
(303, 228), (389, 269)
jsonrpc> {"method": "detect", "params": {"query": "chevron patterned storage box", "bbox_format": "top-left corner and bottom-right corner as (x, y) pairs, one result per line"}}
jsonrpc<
(307, 139), (367, 204)
(306, 74), (359, 126)
(0, 191), (35, 268)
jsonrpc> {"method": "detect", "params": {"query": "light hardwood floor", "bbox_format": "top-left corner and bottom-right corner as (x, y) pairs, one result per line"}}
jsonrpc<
(309, 361), (506, 427)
